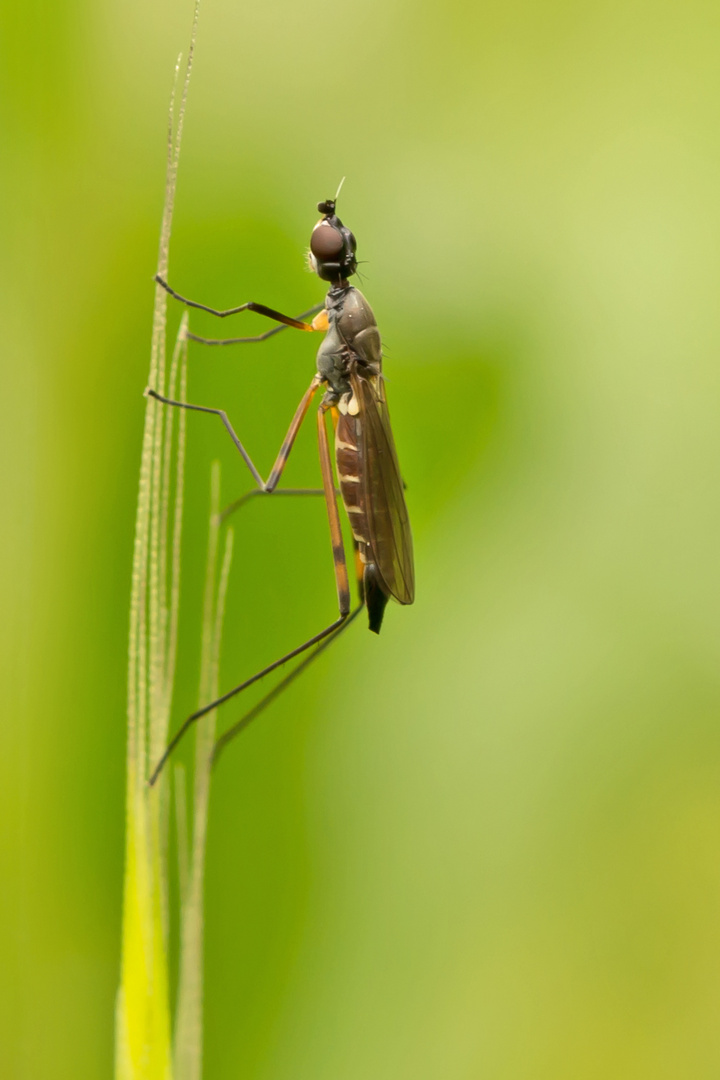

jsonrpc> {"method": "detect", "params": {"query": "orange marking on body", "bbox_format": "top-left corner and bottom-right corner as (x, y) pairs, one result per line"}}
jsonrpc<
(311, 309), (330, 332)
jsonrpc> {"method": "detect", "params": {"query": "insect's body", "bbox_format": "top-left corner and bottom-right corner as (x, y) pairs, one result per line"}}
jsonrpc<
(315, 281), (412, 632)
(310, 201), (414, 633)
(148, 191), (414, 781)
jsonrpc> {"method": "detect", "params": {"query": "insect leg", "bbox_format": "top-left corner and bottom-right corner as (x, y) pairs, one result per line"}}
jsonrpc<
(210, 604), (364, 769)
(145, 374), (322, 491)
(156, 273), (321, 331)
(213, 327), (336, 516)
(148, 599), (352, 786)
(147, 396), (357, 787)
(218, 488), (327, 525)
(185, 304), (325, 346)
(203, 406), (358, 771)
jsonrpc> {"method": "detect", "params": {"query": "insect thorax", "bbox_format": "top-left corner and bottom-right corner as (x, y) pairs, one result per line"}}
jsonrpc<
(316, 284), (382, 401)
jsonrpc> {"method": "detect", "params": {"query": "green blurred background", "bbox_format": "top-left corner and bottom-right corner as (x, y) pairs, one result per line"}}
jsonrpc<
(2, 0), (720, 1076)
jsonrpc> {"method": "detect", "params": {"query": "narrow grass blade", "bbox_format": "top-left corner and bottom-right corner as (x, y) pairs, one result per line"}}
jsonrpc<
(116, 5), (200, 1077)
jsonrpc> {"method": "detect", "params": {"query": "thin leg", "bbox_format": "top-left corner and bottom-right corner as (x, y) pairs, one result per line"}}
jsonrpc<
(156, 274), (319, 331)
(210, 604), (364, 769)
(186, 303), (324, 346)
(145, 374), (321, 491)
(218, 487), (327, 526)
(266, 381), (322, 491)
(147, 608), (351, 786)
(147, 400), (355, 788)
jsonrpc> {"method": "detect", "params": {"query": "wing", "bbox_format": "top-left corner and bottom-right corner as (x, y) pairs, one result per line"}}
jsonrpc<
(352, 371), (415, 605)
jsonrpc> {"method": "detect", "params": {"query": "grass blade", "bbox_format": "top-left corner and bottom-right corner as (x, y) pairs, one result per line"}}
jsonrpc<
(116, 5), (200, 1077)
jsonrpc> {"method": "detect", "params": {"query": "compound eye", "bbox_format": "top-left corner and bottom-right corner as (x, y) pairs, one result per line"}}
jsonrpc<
(311, 223), (344, 260)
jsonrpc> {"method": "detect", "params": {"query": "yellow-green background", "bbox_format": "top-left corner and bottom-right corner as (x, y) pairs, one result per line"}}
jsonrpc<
(2, 0), (719, 1076)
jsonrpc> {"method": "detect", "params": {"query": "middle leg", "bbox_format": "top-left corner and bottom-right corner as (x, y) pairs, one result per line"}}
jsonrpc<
(146, 372), (321, 492)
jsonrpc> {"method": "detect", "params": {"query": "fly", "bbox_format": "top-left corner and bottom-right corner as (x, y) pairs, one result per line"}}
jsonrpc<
(148, 191), (414, 783)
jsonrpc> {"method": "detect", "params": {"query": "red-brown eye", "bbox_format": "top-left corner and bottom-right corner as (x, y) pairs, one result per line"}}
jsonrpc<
(310, 224), (343, 259)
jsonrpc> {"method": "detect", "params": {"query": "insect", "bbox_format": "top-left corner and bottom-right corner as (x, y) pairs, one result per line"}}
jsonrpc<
(147, 193), (414, 784)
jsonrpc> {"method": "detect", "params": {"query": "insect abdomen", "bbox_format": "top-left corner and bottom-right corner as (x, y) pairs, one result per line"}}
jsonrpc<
(335, 412), (390, 633)
(336, 413), (369, 549)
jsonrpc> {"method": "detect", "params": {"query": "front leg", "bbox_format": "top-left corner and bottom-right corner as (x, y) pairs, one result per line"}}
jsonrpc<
(156, 274), (321, 335)
(186, 303), (326, 346)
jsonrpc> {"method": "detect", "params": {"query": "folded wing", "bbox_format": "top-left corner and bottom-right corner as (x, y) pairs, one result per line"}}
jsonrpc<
(352, 372), (415, 605)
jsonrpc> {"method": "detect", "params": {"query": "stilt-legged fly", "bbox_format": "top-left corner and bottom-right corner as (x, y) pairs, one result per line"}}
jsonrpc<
(147, 195), (414, 783)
